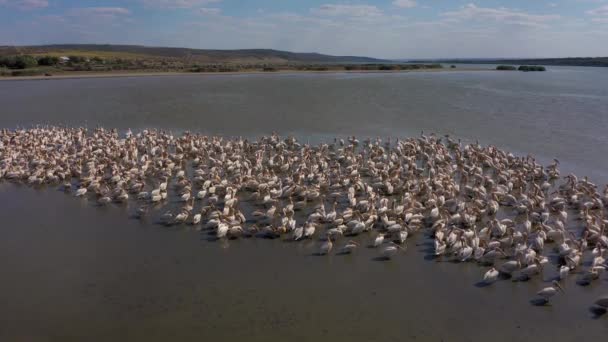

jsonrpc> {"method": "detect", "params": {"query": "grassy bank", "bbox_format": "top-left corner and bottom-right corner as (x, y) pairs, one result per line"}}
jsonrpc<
(0, 66), (490, 82)
(0, 53), (445, 78)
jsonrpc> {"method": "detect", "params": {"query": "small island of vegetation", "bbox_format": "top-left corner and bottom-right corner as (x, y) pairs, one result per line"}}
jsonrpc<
(518, 65), (546, 72)
(496, 65), (517, 71)
(496, 65), (546, 72)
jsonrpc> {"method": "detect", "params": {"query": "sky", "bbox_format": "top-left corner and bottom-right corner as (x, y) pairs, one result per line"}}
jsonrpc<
(0, 0), (607, 58)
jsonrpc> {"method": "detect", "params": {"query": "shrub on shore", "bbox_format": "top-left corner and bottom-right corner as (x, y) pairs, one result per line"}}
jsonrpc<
(496, 65), (517, 71)
(518, 65), (546, 72)
(0, 55), (39, 69)
(37, 56), (59, 66)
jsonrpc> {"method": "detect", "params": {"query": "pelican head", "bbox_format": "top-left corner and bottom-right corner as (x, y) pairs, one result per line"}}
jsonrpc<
(552, 280), (565, 293)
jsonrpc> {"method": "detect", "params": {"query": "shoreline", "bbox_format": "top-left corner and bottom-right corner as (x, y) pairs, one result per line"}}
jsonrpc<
(0, 67), (490, 81)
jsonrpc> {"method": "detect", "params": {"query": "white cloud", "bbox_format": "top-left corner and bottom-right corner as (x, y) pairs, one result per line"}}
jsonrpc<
(62, 7), (132, 28)
(588, 5), (608, 16)
(141, 0), (221, 9)
(442, 3), (560, 27)
(69, 7), (131, 16)
(0, 0), (48, 10)
(199, 7), (221, 16)
(311, 4), (383, 17)
(393, 0), (417, 9)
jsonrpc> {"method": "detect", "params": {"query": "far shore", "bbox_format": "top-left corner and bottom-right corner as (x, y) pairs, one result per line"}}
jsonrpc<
(0, 67), (491, 81)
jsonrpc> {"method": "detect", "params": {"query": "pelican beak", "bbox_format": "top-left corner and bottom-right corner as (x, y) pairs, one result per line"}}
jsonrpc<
(556, 283), (565, 293)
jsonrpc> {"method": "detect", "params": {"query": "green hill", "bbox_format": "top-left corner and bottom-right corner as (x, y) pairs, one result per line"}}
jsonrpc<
(0, 44), (387, 64)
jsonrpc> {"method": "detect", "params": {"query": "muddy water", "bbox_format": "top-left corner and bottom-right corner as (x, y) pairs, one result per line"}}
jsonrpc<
(1, 182), (606, 342)
(1, 68), (608, 341)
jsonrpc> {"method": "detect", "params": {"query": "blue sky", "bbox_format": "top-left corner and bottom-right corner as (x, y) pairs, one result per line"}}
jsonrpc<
(1, 0), (607, 58)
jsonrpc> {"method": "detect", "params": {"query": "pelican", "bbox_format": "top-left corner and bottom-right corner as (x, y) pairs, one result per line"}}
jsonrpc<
(397, 230), (408, 244)
(535, 281), (565, 304)
(380, 242), (405, 259)
(595, 296), (608, 309)
(434, 239), (447, 257)
(340, 240), (359, 254)
(319, 239), (333, 255)
(373, 233), (385, 248)
(228, 226), (244, 238)
(158, 208), (173, 223)
(293, 226), (304, 241)
(499, 260), (521, 276)
(136, 206), (148, 219)
(217, 223), (229, 238)
(518, 262), (542, 280)
(483, 267), (499, 284)
(98, 196), (111, 205)
(180, 192), (191, 202)
(559, 265), (569, 280)
(303, 223), (316, 239)
(192, 213), (201, 225)
(174, 211), (188, 224)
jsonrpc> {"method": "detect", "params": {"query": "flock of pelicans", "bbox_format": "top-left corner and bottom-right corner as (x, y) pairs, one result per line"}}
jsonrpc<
(1, 127), (607, 313)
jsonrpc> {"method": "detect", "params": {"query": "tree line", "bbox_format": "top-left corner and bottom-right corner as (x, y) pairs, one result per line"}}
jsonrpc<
(0, 55), (103, 69)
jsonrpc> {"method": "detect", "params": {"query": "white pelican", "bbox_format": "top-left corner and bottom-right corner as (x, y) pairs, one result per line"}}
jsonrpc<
(397, 230), (408, 244)
(319, 239), (333, 255)
(180, 192), (191, 202)
(536, 281), (565, 303)
(340, 240), (359, 254)
(483, 267), (499, 284)
(217, 223), (229, 238)
(293, 226), (304, 241)
(303, 223), (316, 239)
(174, 211), (188, 224)
(373, 233), (385, 248)
(559, 265), (569, 280)
(380, 242), (405, 259)
(499, 260), (521, 276)
(98, 196), (111, 205)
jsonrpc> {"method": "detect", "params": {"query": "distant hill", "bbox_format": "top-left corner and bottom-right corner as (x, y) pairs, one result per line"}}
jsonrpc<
(0, 44), (387, 64)
(409, 57), (608, 67)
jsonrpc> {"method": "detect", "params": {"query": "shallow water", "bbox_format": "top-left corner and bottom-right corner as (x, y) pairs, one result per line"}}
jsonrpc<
(1, 68), (608, 341)
(1, 183), (607, 342)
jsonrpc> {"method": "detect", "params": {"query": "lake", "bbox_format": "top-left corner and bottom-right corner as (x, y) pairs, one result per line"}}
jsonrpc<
(1, 67), (608, 341)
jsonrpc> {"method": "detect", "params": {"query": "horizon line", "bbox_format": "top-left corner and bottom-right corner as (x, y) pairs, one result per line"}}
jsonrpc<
(1, 43), (607, 60)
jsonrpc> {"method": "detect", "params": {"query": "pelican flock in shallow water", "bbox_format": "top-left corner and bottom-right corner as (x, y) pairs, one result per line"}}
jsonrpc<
(0, 127), (607, 310)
